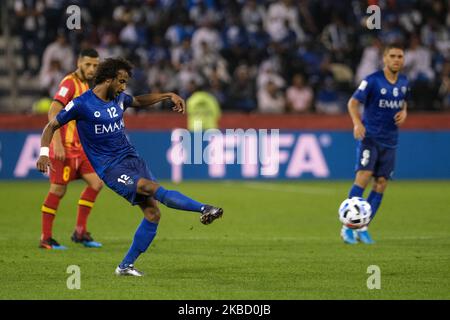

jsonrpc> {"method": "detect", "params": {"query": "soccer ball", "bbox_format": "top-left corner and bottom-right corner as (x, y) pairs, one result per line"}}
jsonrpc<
(338, 197), (372, 229)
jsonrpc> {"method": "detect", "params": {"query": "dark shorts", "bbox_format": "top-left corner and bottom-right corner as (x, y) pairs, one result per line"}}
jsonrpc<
(102, 156), (157, 205)
(355, 138), (396, 179)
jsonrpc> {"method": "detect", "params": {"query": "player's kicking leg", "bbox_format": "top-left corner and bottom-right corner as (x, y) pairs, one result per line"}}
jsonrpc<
(115, 197), (160, 276)
(103, 156), (223, 276)
(71, 170), (103, 248)
(114, 179), (223, 276)
(137, 178), (224, 225)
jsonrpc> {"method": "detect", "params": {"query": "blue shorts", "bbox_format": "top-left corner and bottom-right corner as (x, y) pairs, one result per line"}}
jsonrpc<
(355, 138), (396, 179)
(102, 156), (157, 205)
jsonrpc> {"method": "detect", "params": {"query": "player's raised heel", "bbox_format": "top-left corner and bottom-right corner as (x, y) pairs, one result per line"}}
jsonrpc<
(340, 226), (358, 244)
(200, 205), (223, 225)
(115, 264), (143, 277)
(39, 237), (67, 250)
(71, 231), (102, 248)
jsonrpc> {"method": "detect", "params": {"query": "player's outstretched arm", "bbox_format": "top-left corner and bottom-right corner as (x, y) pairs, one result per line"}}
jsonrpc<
(36, 118), (62, 173)
(132, 93), (185, 114)
(348, 97), (365, 140)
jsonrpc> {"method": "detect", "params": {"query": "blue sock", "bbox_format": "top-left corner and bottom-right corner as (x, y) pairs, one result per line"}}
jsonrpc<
(154, 186), (204, 213)
(120, 218), (158, 268)
(348, 184), (364, 198)
(367, 191), (383, 222)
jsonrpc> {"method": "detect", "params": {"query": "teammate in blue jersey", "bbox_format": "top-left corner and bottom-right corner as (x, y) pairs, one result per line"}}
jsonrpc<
(36, 58), (223, 276)
(342, 44), (409, 244)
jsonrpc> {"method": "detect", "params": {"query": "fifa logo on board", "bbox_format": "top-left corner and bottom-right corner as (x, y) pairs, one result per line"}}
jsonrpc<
(167, 121), (331, 181)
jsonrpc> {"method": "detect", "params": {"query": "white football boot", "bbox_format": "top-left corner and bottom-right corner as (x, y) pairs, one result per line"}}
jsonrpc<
(115, 264), (144, 277)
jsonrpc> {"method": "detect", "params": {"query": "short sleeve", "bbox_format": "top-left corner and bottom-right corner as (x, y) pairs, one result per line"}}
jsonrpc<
(121, 93), (134, 110)
(352, 78), (372, 104)
(53, 78), (76, 106)
(56, 99), (80, 126)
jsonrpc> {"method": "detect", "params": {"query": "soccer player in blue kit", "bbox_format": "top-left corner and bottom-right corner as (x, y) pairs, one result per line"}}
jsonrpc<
(342, 44), (409, 244)
(37, 58), (223, 276)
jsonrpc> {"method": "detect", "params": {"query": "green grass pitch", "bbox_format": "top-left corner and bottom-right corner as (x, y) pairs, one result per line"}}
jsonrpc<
(0, 180), (449, 300)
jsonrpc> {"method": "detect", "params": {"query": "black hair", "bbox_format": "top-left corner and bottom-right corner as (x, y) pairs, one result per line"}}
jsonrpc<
(383, 43), (404, 54)
(79, 48), (99, 58)
(94, 57), (133, 85)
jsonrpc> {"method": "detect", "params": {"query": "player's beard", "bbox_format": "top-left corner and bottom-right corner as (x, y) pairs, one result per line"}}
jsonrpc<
(80, 68), (94, 83)
(106, 86), (116, 100)
(388, 64), (401, 74)
(79, 68), (87, 82)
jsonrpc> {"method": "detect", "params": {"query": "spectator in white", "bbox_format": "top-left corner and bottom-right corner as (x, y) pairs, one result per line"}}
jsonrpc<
(286, 74), (313, 113)
(194, 41), (230, 84)
(39, 33), (75, 79)
(265, 0), (305, 43)
(257, 59), (285, 90)
(40, 59), (65, 98)
(176, 63), (204, 99)
(147, 59), (177, 92)
(241, 0), (266, 33)
(258, 80), (286, 114)
(171, 38), (194, 71)
(119, 20), (139, 49)
(166, 22), (184, 48)
(404, 34), (435, 83)
(355, 37), (383, 84)
(191, 19), (223, 61)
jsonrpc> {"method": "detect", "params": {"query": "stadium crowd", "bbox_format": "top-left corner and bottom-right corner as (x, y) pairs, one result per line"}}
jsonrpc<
(11, 0), (450, 113)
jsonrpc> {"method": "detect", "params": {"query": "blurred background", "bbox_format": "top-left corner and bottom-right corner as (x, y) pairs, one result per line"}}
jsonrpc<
(0, 0), (449, 181)
(0, 0), (448, 114)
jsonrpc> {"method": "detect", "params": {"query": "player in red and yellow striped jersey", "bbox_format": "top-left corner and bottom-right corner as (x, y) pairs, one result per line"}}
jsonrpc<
(40, 49), (103, 249)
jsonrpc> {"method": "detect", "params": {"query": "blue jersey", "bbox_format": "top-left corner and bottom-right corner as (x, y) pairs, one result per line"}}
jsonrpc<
(56, 89), (137, 178)
(352, 70), (410, 148)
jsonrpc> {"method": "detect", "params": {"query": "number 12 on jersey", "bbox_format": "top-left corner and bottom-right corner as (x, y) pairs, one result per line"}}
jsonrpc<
(107, 107), (118, 118)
